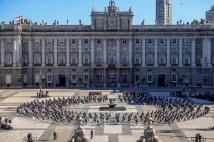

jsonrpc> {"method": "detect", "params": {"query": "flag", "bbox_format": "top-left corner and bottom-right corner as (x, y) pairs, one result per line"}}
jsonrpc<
(16, 16), (22, 24)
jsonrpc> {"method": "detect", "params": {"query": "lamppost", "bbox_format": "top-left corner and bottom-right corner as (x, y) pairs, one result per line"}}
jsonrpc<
(39, 71), (45, 93)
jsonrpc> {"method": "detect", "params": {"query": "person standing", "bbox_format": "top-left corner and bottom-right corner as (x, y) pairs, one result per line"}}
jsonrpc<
(90, 129), (94, 139)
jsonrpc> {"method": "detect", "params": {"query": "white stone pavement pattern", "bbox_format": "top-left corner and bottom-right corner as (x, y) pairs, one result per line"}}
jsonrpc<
(0, 89), (213, 142)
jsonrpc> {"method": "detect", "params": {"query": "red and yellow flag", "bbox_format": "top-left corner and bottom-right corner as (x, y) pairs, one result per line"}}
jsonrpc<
(16, 16), (22, 23)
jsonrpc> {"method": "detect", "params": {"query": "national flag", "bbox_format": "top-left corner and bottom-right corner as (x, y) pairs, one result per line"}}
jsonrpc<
(16, 16), (22, 23)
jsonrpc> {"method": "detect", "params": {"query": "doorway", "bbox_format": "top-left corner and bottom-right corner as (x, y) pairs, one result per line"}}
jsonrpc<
(158, 75), (165, 87)
(59, 75), (66, 87)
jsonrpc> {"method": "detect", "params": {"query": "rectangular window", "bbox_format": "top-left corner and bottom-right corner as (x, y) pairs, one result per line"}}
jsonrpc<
(147, 39), (152, 45)
(97, 39), (102, 45)
(172, 74), (177, 82)
(59, 39), (64, 45)
(72, 75), (76, 82)
(172, 39), (177, 45)
(147, 74), (152, 82)
(122, 39), (127, 45)
(160, 39), (165, 45)
(47, 74), (52, 82)
(136, 75), (140, 82)
(47, 39), (52, 45)
(34, 40), (40, 46)
(84, 75), (88, 82)
(135, 39), (140, 45)
(184, 39), (190, 45)
(72, 39), (76, 45)
(84, 39), (89, 45)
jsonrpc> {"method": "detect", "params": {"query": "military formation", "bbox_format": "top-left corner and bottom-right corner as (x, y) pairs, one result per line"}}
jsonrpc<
(16, 91), (210, 126)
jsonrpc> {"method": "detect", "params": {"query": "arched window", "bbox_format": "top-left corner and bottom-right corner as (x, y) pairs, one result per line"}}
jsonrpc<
(58, 53), (65, 64)
(46, 54), (53, 64)
(135, 56), (141, 64)
(34, 53), (41, 64)
(23, 54), (28, 64)
(146, 54), (153, 64)
(6, 54), (12, 64)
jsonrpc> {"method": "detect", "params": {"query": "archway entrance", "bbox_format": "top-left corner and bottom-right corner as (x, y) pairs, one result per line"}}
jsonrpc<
(158, 75), (165, 87)
(59, 75), (66, 87)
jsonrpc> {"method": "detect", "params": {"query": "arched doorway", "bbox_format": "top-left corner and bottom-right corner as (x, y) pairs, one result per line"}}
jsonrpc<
(58, 70), (66, 87)
(158, 75), (165, 87)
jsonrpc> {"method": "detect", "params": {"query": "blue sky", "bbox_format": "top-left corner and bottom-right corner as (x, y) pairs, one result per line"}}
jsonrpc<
(0, 0), (212, 25)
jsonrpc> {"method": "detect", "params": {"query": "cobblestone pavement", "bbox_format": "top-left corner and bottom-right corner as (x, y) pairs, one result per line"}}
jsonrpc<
(0, 88), (213, 142)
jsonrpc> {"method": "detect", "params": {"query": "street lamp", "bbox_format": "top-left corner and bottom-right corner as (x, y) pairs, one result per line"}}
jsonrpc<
(39, 71), (45, 93)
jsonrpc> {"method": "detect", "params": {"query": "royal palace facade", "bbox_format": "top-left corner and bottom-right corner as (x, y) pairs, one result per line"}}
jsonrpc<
(0, 1), (214, 88)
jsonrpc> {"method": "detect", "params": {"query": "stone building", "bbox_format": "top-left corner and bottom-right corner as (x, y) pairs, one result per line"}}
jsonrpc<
(0, 0), (214, 88)
(156, 0), (172, 25)
(206, 5), (214, 24)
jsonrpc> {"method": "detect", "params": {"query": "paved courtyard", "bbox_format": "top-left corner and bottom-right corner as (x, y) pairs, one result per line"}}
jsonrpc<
(0, 88), (213, 142)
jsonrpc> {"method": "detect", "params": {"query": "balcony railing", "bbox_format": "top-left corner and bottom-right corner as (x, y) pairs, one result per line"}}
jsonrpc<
(46, 64), (53, 67)
(122, 64), (129, 67)
(183, 64), (191, 67)
(70, 64), (78, 66)
(171, 64), (178, 67)
(23, 64), (28, 67)
(146, 64), (154, 66)
(108, 64), (116, 69)
(134, 64), (141, 67)
(58, 64), (65, 67)
(4, 64), (12, 67)
(83, 64), (91, 67)
(34, 64), (41, 67)
(96, 64), (102, 67)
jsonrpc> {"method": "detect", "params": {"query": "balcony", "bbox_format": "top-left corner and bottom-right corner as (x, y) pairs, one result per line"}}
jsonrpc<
(58, 64), (65, 67)
(70, 64), (78, 66)
(23, 64), (28, 67)
(33, 64), (41, 67)
(196, 64), (202, 67)
(83, 64), (91, 67)
(4, 64), (12, 67)
(146, 64), (154, 67)
(183, 64), (191, 67)
(108, 64), (116, 69)
(171, 64), (178, 67)
(96, 64), (102, 67)
(46, 64), (53, 67)
(159, 64), (166, 67)
(122, 64), (129, 67)
(133, 64), (141, 67)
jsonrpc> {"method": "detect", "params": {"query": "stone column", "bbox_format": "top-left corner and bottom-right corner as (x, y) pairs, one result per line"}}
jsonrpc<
(142, 38), (146, 67)
(203, 38), (212, 67)
(167, 38), (170, 67)
(129, 39), (133, 66)
(116, 39), (120, 66)
(17, 36), (22, 67)
(91, 38), (95, 66)
(13, 38), (17, 67)
(66, 38), (70, 66)
(191, 38), (196, 67)
(104, 68), (107, 87)
(154, 38), (158, 66)
(78, 39), (82, 66)
(117, 68), (120, 87)
(54, 38), (57, 67)
(179, 38), (183, 67)
(129, 68), (133, 87)
(29, 38), (32, 67)
(42, 38), (45, 67)
(103, 39), (107, 66)
(1, 39), (5, 67)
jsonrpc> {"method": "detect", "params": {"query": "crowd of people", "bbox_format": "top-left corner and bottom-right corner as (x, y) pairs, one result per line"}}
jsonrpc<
(17, 91), (210, 125)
